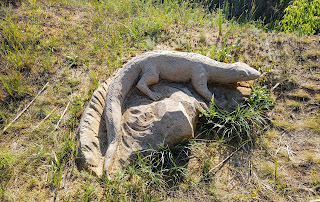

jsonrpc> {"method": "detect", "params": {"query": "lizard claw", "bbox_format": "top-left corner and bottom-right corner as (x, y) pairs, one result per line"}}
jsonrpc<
(150, 92), (162, 101)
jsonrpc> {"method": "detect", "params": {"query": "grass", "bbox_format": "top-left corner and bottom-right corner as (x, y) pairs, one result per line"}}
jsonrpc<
(286, 99), (302, 110)
(273, 120), (300, 131)
(0, 72), (27, 100)
(210, 39), (242, 63)
(217, 7), (223, 35)
(288, 89), (311, 100)
(0, 0), (319, 201)
(199, 86), (273, 143)
(304, 114), (320, 132)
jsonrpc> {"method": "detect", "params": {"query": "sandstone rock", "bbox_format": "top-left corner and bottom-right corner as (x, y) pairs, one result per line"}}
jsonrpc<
(103, 51), (260, 176)
(76, 81), (109, 177)
(111, 84), (205, 169)
(76, 80), (251, 177)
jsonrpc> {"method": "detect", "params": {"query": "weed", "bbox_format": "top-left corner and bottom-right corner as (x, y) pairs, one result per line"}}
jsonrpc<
(0, 110), (7, 127)
(176, 37), (187, 51)
(199, 86), (273, 143)
(59, 131), (76, 164)
(200, 103), (258, 142)
(88, 71), (99, 96)
(246, 0), (257, 22)
(97, 141), (190, 200)
(65, 55), (78, 68)
(197, 44), (208, 56)
(144, 36), (156, 50)
(0, 153), (14, 184)
(0, 152), (16, 200)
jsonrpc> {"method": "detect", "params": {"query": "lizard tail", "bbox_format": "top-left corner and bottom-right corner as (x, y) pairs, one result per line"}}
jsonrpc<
(103, 61), (142, 176)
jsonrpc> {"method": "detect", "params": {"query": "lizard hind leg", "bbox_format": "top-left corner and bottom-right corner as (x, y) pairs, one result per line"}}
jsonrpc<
(136, 66), (162, 101)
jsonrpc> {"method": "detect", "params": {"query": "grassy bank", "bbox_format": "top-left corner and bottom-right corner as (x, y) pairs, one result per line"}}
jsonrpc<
(0, 0), (320, 200)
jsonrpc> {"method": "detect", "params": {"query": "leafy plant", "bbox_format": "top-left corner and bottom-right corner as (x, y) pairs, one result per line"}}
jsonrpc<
(279, 0), (320, 35)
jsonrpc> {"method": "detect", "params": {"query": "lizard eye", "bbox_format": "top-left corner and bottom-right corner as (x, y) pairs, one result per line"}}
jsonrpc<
(239, 73), (245, 78)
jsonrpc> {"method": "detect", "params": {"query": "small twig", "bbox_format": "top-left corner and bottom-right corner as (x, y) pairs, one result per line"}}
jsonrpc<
(32, 106), (59, 130)
(270, 82), (280, 92)
(1, 82), (49, 134)
(208, 141), (248, 175)
(54, 101), (70, 130)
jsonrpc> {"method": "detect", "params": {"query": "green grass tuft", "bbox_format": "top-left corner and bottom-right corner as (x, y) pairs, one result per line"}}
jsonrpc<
(199, 86), (273, 143)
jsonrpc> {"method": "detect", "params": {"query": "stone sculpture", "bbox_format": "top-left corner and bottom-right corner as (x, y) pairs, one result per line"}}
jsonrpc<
(76, 50), (261, 177)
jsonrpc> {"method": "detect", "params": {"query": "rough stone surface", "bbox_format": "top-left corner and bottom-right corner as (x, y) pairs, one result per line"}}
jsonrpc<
(104, 50), (260, 176)
(76, 81), (109, 177)
(77, 80), (253, 177)
(77, 51), (261, 177)
(112, 83), (205, 169)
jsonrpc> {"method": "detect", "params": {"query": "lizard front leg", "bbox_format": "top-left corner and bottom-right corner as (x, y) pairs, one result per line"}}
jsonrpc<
(191, 68), (213, 102)
(136, 65), (162, 101)
(191, 71), (226, 108)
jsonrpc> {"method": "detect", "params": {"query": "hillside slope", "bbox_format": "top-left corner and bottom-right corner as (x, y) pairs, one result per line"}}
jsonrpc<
(0, 0), (319, 201)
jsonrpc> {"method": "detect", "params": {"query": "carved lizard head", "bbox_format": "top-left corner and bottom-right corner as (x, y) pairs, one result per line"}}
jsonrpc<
(227, 62), (261, 83)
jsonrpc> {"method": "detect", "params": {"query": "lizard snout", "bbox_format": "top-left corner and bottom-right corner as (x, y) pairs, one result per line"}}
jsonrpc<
(249, 68), (261, 79)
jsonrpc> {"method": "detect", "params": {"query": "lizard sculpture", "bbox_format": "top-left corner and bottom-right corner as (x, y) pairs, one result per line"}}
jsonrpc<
(104, 50), (260, 175)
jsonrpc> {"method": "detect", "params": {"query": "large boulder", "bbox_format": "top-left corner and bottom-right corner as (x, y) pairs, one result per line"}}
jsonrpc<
(112, 84), (206, 170)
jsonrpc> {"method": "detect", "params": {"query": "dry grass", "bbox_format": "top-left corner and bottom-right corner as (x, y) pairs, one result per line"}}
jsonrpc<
(288, 89), (311, 100)
(304, 115), (320, 132)
(286, 99), (302, 109)
(0, 0), (320, 201)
